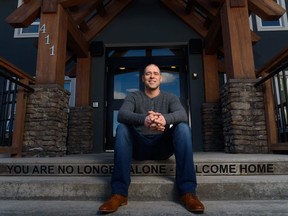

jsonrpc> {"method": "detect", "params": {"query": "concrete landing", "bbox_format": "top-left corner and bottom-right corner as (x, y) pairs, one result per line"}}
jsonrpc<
(0, 200), (287, 216)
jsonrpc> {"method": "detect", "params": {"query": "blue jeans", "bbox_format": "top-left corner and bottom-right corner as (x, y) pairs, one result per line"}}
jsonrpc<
(111, 123), (197, 196)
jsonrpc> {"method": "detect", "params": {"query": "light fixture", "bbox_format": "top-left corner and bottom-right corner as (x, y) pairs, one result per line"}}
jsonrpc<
(119, 67), (126, 70)
(192, 73), (198, 79)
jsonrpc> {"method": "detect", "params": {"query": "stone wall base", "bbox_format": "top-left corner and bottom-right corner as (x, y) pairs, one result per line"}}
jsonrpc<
(221, 79), (268, 153)
(201, 103), (224, 151)
(67, 107), (93, 154)
(23, 85), (70, 157)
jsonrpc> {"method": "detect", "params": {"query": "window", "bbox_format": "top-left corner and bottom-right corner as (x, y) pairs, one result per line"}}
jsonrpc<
(14, 0), (40, 38)
(249, 15), (253, 31)
(0, 78), (17, 146)
(273, 70), (288, 141)
(256, 0), (288, 31)
(64, 76), (76, 107)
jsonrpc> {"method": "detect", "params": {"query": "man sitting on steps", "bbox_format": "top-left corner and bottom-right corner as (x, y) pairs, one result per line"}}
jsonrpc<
(99, 63), (204, 214)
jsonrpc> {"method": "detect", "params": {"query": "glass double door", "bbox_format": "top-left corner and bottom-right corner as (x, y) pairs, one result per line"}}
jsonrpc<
(105, 56), (189, 151)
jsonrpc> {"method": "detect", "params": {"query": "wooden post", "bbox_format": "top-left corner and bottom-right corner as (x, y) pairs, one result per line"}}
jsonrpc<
(35, 3), (68, 86)
(264, 79), (277, 152)
(203, 53), (220, 103)
(220, 0), (255, 79)
(11, 79), (29, 157)
(75, 54), (92, 106)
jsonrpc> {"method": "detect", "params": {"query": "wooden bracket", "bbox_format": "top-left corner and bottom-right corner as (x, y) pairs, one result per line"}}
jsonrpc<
(42, 0), (58, 13)
(230, 0), (246, 7)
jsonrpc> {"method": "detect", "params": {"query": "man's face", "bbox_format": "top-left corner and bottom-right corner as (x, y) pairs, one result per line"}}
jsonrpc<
(142, 64), (162, 91)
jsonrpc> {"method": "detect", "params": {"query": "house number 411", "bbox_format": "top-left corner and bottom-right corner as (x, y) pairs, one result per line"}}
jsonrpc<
(40, 24), (55, 56)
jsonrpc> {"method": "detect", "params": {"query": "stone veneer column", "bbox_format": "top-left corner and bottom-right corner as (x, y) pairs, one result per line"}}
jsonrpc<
(67, 107), (93, 154)
(221, 79), (268, 153)
(23, 84), (70, 157)
(201, 103), (224, 151)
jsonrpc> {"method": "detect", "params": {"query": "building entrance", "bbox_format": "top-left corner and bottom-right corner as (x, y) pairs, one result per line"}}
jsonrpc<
(105, 46), (190, 151)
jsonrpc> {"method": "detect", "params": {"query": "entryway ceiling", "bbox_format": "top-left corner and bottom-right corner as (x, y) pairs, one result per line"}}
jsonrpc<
(6, 0), (286, 56)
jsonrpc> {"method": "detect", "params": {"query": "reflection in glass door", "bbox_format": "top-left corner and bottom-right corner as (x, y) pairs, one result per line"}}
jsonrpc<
(112, 69), (140, 138)
(105, 46), (188, 151)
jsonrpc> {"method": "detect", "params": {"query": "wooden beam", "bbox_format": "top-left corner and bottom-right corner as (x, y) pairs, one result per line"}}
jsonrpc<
(65, 50), (77, 64)
(270, 144), (288, 151)
(5, 0), (41, 28)
(42, 0), (58, 13)
(68, 1), (99, 25)
(230, 0), (246, 7)
(59, 0), (97, 8)
(218, 59), (225, 72)
(185, 0), (194, 14)
(204, 8), (260, 54)
(161, 0), (208, 37)
(0, 57), (35, 83)
(220, 0), (255, 79)
(64, 51), (77, 77)
(78, 21), (90, 32)
(36, 4), (68, 85)
(211, 0), (225, 5)
(204, 13), (221, 54)
(248, 0), (286, 20)
(256, 47), (288, 77)
(0, 147), (21, 155)
(65, 65), (77, 77)
(11, 79), (30, 157)
(183, 0), (223, 34)
(96, 0), (107, 17)
(192, 0), (222, 19)
(251, 31), (261, 44)
(263, 79), (278, 151)
(203, 53), (220, 103)
(67, 12), (89, 57)
(84, 0), (133, 42)
(75, 55), (92, 106)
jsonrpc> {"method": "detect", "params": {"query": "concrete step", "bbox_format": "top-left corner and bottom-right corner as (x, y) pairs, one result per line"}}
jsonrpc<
(0, 152), (288, 201)
(1, 174), (288, 201)
(0, 175), (288, 201)
(1, 200), (288, 216)
(1, 152), (288, 176)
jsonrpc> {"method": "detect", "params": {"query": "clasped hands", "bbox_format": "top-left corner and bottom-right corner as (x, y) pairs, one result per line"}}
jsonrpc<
(144, 111), (166, 131)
